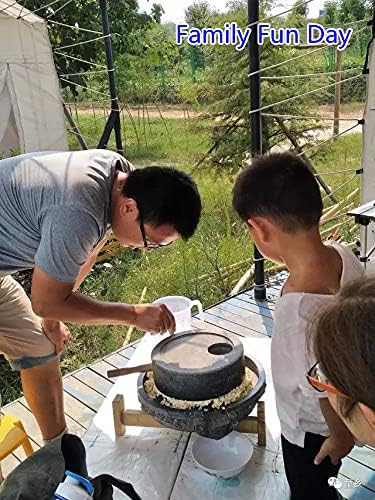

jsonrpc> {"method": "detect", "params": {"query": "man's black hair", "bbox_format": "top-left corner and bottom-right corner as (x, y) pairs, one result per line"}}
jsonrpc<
(122, 166), (201, 240)
(232, 153), (323, 233)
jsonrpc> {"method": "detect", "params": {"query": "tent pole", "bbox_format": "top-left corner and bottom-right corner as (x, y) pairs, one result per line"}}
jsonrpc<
(98, 0), (123, 155)
(63, 103), (88, 149)
(248, 0), (266, 300)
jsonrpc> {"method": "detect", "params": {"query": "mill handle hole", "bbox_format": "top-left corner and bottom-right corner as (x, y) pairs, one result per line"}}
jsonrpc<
(208, 343), (233, 355)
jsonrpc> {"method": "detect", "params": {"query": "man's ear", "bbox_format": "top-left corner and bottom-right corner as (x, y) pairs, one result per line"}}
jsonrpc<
(247, 216), (271, 243)
(359, 403), (375, 427)
(120, 197), (138, 218)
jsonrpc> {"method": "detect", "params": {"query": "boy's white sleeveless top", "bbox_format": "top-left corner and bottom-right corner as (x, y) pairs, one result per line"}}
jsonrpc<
(271, 241), (365, 447)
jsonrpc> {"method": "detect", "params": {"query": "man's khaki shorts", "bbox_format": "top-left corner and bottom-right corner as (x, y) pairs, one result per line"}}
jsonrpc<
(0, 275), (58, 371)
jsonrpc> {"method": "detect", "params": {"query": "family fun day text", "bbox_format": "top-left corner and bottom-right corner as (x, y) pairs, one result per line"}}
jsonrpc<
(175, 22), (353, 52)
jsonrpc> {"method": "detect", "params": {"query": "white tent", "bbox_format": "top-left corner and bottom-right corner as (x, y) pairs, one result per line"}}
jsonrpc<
(0, 0), (67, 156)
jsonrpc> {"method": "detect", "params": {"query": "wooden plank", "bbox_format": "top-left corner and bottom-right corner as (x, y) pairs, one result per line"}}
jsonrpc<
(104, 352), (130, 368)
(2, 402), (42, 447)
(73, 368), (113, 398)
(227, 296), (274, 319)
(265, 285), (282, 299)
(349, 446), (375, 471)
(64, 415), (87, 438)
(205, 310), (269, 338)
(341, 456), (375, 493)
(339, 472), (375, 499)
(17, 397), (87, 439)
(1, 403), (41, 461)
(245, 287), (280, 303)
(202, 312), (266, 338)
(119, 344), (137, 359)
(215, 301), (274, 333)
(63, 376), (105, 412)
(1, 454), (21, 477)
(238, 292), (276, 311)
(89, 359), (117, 379)
(62, 391), (96, 429)
(192, 317), (235, 335)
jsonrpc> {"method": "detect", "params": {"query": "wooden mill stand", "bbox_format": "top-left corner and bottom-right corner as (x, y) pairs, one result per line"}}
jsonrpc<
(112, 394), (266, 446)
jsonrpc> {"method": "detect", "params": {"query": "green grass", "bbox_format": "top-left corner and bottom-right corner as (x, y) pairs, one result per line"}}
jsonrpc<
(1, 115), (363, 405)
(68, 112), (212, 164)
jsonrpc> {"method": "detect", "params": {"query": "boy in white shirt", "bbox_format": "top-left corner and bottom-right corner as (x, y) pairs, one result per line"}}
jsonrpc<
(233, 153), (364, 500)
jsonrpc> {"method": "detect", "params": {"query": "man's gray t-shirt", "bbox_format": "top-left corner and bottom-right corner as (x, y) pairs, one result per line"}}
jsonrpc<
(0, 149), (132, 283)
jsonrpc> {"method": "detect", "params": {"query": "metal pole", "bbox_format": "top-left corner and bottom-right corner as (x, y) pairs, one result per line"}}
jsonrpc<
(248, 0), (266, 300)
(98, 0), (123, 154)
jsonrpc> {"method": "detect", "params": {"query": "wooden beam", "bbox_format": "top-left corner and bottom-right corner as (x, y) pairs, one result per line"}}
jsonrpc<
(333, 48), (343, 137)
(112, 395), (266, 446)
(275, 117), (338, 204)
(113, 394), (125, 436)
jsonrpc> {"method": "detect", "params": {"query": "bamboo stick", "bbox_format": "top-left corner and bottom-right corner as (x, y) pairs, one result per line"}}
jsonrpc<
(96, 248), (123, 262)
(123, 287), (147, 346)
(321, 204), (340, 223)
(231, 265), (255, 296)
(321, 219), (354, 236)
(101, 241), (121, 252)
(320, 202), (354, 225)
(197, 258), (253, 282)
(320, 220), (352, 239)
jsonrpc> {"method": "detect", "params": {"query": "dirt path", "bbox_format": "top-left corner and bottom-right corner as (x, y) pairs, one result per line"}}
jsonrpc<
(73, 103), (363, 143)
(75, 105), (203, 119)
(73, 103), (364, 120)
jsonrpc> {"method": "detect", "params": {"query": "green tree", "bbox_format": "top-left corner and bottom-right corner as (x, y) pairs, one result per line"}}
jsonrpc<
(324, 1), (339, 24)
(115, 22), (180, 102)
(19, 0), (162, 94)
(292, 0), (309, 17)
(339, 0), (370, 22)
(195, 3), (328, 172)
(184, 1), (218, 75)
(337, 0), (372, 56)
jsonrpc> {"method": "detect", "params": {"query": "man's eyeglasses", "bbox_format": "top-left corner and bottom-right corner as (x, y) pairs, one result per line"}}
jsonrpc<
(306, 362), (348, 398)
(138, 207), (172, 250)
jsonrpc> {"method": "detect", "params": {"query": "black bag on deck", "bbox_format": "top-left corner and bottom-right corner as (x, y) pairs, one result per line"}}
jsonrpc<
(0, 434), (141, 500)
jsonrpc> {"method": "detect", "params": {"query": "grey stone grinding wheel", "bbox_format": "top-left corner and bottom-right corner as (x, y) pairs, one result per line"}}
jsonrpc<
(151, 330), (245, 401)
(137, 355), (266, 440)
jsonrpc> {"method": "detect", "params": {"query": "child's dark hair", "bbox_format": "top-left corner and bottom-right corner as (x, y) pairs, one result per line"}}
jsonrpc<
(232, 153), (323, 233)
(313, 277), (375, 418)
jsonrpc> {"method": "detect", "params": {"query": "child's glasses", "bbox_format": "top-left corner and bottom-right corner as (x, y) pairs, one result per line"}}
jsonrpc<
(306, 362), (348, 398)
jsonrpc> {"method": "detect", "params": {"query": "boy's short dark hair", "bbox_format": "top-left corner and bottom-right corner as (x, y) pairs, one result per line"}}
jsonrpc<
(122, 166), (201, 240)
(232, 153), (323, 233)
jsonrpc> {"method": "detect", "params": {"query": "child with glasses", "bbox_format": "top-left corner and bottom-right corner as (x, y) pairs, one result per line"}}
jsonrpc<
(310, 276), (375, 448)
(232, 153), (364, 500)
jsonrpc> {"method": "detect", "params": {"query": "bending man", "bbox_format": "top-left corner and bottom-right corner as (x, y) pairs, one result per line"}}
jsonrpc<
(0, 149), (201, 442)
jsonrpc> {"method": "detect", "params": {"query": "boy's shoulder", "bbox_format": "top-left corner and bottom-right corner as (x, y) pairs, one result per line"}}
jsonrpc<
(329, 241), (364, 284)
(275, 291), (325, 323)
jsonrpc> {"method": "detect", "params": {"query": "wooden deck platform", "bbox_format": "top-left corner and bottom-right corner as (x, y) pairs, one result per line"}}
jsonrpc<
(2, 272), (375, 499)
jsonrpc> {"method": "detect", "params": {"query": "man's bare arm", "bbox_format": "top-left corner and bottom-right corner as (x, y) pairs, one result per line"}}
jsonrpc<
(31, 266), (176, 333)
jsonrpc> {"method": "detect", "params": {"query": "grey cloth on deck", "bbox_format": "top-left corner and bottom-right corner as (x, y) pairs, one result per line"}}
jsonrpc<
(0, 437), (65, 499)
(0, 149), (132, 283)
